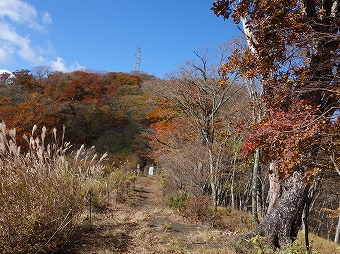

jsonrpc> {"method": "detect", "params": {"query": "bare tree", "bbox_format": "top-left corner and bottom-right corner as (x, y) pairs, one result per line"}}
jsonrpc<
(151, 47), (250, 208)
(32, 66), (51, 86)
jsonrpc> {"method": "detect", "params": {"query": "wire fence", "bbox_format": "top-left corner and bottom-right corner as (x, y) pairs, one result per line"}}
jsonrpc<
(33, 190), (97, 254)
(1, 169), (137, 254)
(32, 178), (135, 254)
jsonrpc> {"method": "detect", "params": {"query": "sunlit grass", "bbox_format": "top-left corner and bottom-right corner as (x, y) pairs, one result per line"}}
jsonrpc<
(0, 123), (134, 253)
(297, 232), (340, 254)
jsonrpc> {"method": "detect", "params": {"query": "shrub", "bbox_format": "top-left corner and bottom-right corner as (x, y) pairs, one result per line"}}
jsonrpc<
(107, 167), (137, 203)
(211, 206), (254, 233)
(166, 191), (189, 213)
(183, 195), (213, 222)
(252, 235), (320, 254)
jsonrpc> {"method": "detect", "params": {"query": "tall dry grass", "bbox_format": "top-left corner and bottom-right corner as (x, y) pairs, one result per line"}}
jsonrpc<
(0, 123), (107, 253)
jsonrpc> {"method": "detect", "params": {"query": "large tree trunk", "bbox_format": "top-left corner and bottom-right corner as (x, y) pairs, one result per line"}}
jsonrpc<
(301, 172), (323, 233)
(334, 201), (340, 244)
(332, 158), (340, 243)
(254, 168), (310, 248)
(231, 151), (237, 209)
(208, 146), (219, 209)
(251, 148), (260, 224)
(266, 162), (281, 214)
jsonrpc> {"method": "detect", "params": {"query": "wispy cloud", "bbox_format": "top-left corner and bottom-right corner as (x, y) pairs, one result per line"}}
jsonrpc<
(0, 43), (11, 63)
(0, 0), (41, 28)
(0, 22), (44, 65)
(0, 0), (82, 72)
(41, 12), (52, 26)
(50, 57), (85, 72)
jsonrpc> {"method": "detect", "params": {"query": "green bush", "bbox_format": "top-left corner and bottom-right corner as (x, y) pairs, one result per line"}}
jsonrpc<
(166, 191), (189, 213)
(251, 235), (319, 254)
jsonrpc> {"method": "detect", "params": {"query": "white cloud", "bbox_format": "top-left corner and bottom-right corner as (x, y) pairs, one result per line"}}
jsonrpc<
(42, 12), (52, 26)
(0, 0), (36, 22)
(50, 57), (85, 72)
(0, 46), (11, 63)
(0, 0), (44, 31)
(50, 57), (64, 72)
(0, 0), (83, 72)
(18, 40), (45, 66)
(0, 0), (48, 66)
(0, 22), (44, 65)
(37, 40), (56, 56)
(0, 69), (12, 75)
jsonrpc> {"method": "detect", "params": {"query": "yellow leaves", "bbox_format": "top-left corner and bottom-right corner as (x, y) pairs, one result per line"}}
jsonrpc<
(218, 79), (228, 89)
(321, 207), (339, 219)
(304, 58), (311, 64)
(304, 167), (320, 182)
(262, 120), (270, 126)
(218, 80), (225, 86)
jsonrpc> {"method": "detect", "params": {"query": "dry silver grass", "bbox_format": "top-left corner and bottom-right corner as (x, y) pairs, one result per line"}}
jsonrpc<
(0, 123), (108, 254)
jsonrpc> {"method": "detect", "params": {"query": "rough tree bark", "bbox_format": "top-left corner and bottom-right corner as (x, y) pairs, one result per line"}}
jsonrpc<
(266, 162), (281, 214)
(254, 168), (310, 248)
(334, 201), (340, 244)
(334, 160), (340, 243)
(301, 172), (323, 233)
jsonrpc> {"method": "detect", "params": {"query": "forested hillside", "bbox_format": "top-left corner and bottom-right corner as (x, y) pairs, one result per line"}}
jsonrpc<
(0, 0), (340, 253)
(0, 69), (155, 163)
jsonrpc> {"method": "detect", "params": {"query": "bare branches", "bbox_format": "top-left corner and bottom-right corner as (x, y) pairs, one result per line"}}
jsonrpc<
(303, 0), (317, 17)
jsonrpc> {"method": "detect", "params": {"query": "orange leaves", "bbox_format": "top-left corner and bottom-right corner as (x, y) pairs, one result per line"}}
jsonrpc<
(215, 0), (320, 83)
(222, 48), (259, 79)
(43, 71), (142, 106)
(242, 99), (324, 176)
(0, 96), (52, 135)
(62, 71), (106, 103)
(147, 98), (177, 123)
(214, 0), (340, 178)
(114, 72), (141, 87)
(0, 70), (148, 150)
(147, 93), (203, 150)
(149, 115), (195, 149)
(211, 0), (234, 20)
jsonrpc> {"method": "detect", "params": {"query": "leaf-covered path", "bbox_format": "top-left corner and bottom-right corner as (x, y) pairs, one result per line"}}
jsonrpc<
(63, 175), (233, 254)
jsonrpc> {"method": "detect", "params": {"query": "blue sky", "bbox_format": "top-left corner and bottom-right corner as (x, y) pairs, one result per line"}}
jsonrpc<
(0, 0), (240, 78)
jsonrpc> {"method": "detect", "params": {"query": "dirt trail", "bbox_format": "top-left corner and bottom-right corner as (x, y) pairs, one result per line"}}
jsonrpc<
(64, 175), (233, 254)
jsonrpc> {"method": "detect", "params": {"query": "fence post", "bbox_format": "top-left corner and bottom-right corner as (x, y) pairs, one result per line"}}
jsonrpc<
(89, 190), (92, 225)
(106, 182), (109, 204)
(304, 197), (310, 253)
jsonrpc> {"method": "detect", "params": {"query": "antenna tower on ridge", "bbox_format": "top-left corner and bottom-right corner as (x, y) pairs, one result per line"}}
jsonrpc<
(134, 46), (141, 71)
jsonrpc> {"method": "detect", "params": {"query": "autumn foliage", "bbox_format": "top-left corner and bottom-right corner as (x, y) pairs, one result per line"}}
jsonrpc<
(0, 70), (153, 161)
(213, 0), (340, 177)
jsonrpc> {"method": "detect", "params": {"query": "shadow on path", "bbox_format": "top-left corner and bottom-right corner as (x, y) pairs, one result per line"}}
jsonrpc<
(61, 175), (229, 254)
